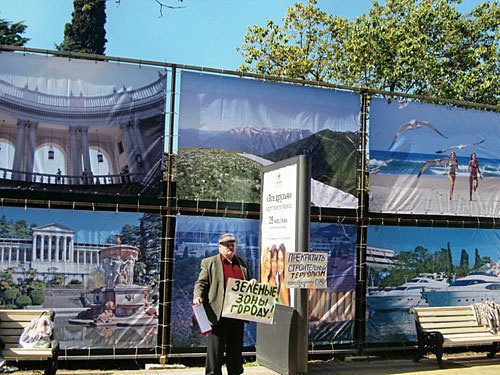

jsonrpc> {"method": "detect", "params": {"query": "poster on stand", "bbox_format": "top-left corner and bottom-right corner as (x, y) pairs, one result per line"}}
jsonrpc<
(285, 252), (328, 289)
(259, 161), (298, 307)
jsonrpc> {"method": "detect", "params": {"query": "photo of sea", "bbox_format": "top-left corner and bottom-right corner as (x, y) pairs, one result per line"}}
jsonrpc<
(369, 98), (500, 217)
(370, 150), (500, 179)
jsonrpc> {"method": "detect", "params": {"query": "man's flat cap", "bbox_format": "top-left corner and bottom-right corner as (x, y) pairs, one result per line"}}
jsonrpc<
(219, 233), (236, 244)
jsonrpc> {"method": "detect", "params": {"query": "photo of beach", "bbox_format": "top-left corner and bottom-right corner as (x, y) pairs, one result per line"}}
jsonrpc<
(369, 98), (500, 217)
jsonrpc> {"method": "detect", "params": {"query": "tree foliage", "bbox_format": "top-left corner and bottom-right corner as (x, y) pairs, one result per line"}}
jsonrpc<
(238, 0), (500, 105)
(0, 216), (34, 239)
(107, 214), (161, 288)
(378, 243), (488, 288)
(57, 0), (107, 54)
(458, 249), (470, 276)
(0, 18), (29, 46)
(15, 294), (32, 308)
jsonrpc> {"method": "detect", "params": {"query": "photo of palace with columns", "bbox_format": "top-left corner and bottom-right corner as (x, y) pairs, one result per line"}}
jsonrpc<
(0, 222), (105, 286)
(0, 53), (166, 197)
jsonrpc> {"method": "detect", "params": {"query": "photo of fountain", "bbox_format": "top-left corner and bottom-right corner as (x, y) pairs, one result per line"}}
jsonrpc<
(70, 234), (157, 327)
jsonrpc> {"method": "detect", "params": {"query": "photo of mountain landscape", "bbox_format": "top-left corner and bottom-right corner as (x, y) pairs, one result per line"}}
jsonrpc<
(176, 72), (360, 207)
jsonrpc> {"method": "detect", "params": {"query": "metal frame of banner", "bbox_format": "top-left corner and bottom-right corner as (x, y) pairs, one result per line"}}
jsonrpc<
(0, 44), (499, 362)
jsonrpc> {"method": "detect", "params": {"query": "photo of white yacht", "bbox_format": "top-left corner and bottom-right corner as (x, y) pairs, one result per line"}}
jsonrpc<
(367, 273), (449, 311)
(423, 269), (500, 307)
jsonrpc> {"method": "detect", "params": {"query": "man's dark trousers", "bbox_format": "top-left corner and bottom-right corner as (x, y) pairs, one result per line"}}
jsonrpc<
(206, 317), (244, 375)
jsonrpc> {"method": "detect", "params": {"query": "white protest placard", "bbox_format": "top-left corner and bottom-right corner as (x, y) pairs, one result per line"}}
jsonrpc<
(285, 252), (328, 289)
(221, 278), (278, 324)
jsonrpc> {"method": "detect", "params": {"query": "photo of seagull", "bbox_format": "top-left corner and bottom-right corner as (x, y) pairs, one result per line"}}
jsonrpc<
(417, 157), (451, 178)
(371, 155), (394, 174)
(398, 101), (409, 109)
(435, 139), (486, 154)
(388, 119), (448, 150)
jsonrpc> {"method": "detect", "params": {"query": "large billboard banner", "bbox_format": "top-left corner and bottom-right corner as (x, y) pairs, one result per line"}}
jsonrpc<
(0, 53), (166, 198)
(177, 72), (360, 208)
(0, 206), (161, 350)
(366, 225), (500, 343)
(369, 98), (500, 217)
(308, 222), (357, 345)
(171, 215), (260, 349)
(171, 216), (357, 349)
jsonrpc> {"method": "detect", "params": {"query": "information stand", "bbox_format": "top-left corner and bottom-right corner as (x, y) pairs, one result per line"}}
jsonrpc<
(256, 155), (311, 375)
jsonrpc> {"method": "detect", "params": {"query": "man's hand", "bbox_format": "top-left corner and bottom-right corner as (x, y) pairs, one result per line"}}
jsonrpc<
(249, 278), (257, 287)
(193, 297), (203, 305)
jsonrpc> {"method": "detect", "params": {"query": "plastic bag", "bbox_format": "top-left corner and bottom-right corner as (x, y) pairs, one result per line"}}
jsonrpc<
(19, 314), (54, 348)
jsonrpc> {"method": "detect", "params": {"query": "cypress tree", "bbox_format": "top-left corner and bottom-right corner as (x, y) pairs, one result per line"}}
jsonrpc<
(57, 0), (107, 55)
(0, 18), (29, 46)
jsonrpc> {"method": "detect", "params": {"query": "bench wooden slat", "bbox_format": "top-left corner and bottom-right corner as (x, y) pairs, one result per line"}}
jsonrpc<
(444, 338), (498, 344)
(437, 327), (491, 335)
(419, 316), (476, 323)
(420, 321), (479, 329)
(0, 328), (25, 337)
(444, 332), (500, 339)
(0, 310), (50, 321)
(0, 321), (34, 329)
(413, 306), (473, 312)
(4, 348), (53, 358)
(415, 310), (474, 317)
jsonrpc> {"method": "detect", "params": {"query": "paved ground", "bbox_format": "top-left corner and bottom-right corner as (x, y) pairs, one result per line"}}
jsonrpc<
(9, 355), (500, 374)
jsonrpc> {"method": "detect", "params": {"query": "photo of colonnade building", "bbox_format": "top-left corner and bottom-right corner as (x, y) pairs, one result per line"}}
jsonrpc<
(0, 222), (106, 286)
(0, 53), (166, 197)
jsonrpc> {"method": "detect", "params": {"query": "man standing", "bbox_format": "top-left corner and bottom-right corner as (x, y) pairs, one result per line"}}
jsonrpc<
(193, 233), (256, 375)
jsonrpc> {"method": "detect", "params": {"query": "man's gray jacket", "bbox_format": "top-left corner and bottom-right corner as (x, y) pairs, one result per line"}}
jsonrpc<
(193, 254), (251, 325)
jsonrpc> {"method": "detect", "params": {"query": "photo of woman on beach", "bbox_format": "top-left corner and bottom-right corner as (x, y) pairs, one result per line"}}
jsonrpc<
(445, 152), (459, 200)
(468, 152), (482, 201)
(369, 98), (499, 217)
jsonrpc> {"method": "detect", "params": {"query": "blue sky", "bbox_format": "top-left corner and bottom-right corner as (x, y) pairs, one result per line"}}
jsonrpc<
(0, 206), (144, 243)
(369, 98), (500, 159)
(368, 225), (500, 266)
(0, 0), (486, 71)
(179, 71), (360, 132)
(0, 52), (162, 96)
